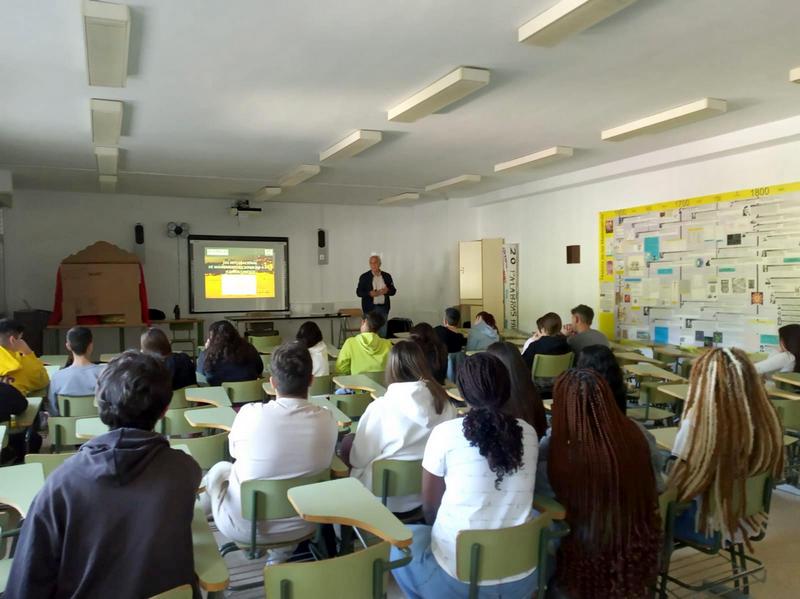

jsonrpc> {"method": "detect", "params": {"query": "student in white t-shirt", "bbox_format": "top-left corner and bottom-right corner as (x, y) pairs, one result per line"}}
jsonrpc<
(47, 327), (105, 416)
(295, 321), (330, 377)
(200, 342), (337, 563)
(391, 353), (539, 599)
(342, 341), (456, 512)
(755, 323), (800, 376)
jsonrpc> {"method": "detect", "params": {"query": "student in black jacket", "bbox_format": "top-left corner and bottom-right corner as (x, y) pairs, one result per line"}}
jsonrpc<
(434, 307), (467, 353)
(197, 320), (263, 386)
(521, 312), (572, 371)
(140, 327), (197, 390)
(356, 255), (396, 337)
(6, 351), (201, 599)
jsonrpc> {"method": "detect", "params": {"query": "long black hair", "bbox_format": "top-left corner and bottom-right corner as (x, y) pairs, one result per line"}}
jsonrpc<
(457, 353), (524, 489)
(576, 344), (627, 414)
(487, 341), (548, 439)
(779, 324), (800, 373)
(409, 322), (448, 384)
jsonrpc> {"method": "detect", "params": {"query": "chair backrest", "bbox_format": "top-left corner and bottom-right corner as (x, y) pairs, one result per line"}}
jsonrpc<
(222, 379), (267, 404)
(532, 353), (574, 378)
(25, 452), (78, 478)
(161, 407), (210, 437)
(362, 371), (386, 387)
(707, 472), (773, 523)
(447, 351), (466, 383)
(263, 540), (391, 599)
(774, 398), (800, 431)
(57, 395), (97, 417)
(168, 433), (228, 470)
(309, 375), (333, 396)
(335, 392), (373, 420)
(455, 512), (552, 585)
(169, 386), (196, 409)
(371, 459), (423, 506)
(241, 469), (330, 521)
(47, 416), (84, 450)
(148, 584), (193, 599)
(249, 335), (282, 354)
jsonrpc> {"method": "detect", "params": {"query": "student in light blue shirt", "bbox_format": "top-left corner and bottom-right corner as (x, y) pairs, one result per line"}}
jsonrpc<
(47, 327), (105, 416)
(465, 311), (500, 351)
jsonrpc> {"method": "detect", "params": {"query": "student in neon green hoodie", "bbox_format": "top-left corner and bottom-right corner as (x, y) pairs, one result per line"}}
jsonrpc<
(335, 311), (392, 375)
(0, 319), (49, 396)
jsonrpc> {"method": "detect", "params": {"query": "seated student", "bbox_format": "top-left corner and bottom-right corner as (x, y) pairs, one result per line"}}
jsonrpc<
(575, 344), (627, 413)
(487, 341), (548, 439)
(201, 342), (337, 559)
(409, 322), (448, 384)
(343, 341), (456, 512)
(465, 311), (500, 352)
(564, 304), (609, 354)
(197, 320), (263, 386)
(335, 311), (392, 375)
(755, 323), (800, 375)
(296, 321), (330, 376)
(544, 369), (662, 599)
(47, 326), (106, 416)
(434, 307), (467, 354)
(0, 318), (49, 395)
(668, 348), (783, 545)
(521, 311), (571, 371)
(0, 382), (28, 463)
(5, 351), (201, 599)
(140, 327), (197, 390)
(391, 353), (539, 599)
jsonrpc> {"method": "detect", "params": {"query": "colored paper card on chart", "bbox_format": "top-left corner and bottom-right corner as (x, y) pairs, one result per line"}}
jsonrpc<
(644, 237), (660, 261)
(657, 268), (673, 275)
(654, 326), (669, 344)
(760, 334), (779, 345)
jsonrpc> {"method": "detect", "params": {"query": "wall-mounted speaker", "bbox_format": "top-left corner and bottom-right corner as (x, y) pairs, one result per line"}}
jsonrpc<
(317, 228), (328, 265)
(133, 223), (145, 263)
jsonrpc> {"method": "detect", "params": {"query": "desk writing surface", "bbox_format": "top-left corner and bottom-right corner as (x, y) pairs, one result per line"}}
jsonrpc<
(9, 397), (43, 430)
(45, 364), (62, 378)
(446, 387), (463, 402)
(772, 372), (800, 388)
(653, 346), (698, 360)
(76, 417), (109, 440)
(393, 332), (411, 339)
(624, 363), (685, 382)
(767, 387), (800, 400)
(185, 407), (236, 432)
(287, 478), (412, 548)
(614, 351), (666, 366)
(309, 395), (352, 427)
(652, 427), (679, 451)
(0, 463), (45, 518)
(192, 506), (229, 592)
(99, 353), (122, 363)
(185, 386), (232, 407)
(39, 354), (69, 367)
(657, 384), (690, 401)
(326, 346), (340, 358)
(543, 399), (553, 412)
(332, 375), (387, 396)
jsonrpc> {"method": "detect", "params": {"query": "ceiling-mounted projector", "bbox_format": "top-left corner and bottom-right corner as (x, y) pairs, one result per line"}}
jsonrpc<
(230, 200), (262, 216)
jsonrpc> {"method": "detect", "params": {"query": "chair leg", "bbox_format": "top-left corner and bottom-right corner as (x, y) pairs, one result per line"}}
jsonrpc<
(737, 543), (750, 595)
(727, 544), (740, 590)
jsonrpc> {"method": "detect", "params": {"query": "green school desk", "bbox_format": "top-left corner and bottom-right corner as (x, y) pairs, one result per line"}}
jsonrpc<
(332, 375), (387, 397)
(184, 407), (236, 432)
(6, 397), (43, 431)
(192, 506), (229, 596)
(185, 386), (232, 407)
(75, 417), (109, 440)
(0, 462), (45, 518)
(624, 362), (685, 382)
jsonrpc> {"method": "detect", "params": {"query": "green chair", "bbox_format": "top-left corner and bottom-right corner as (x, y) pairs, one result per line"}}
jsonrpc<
(336, 392), (373, 421)
(169, 385), (197, 409)
(261, 354), (271, 376)
(25, 452), (77, 477)
(249, 334), (282, 354)
(772, 399), (800, 485)
(48, 416), (85, 452)
(629, 382), (678, 424)
(309, 374), (333, 396)
(219, 469), (331, 591)
(663, 473), (773, 596)
(371, 459), (423, 522)
(0, 526), (17, 595)
(160, 406), (211, 437)
(455, 509), (569, 599)
(169, 433), (228, 470)
(169, 322), (197, 357)
(531, 353), (574, 379)
(362, 371), (386, 388)
(223, 379), (267, 404)
(148, 584), (193, 599)
(656, 488), (678, 598)
(264, 540), (411, 599)
(39, 354), (69, 367)
(57, 395), (97, 417)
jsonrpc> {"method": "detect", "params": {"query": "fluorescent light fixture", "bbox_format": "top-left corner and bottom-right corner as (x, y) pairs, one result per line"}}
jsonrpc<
(83, 0), (131, 87)
(518, 0), (638, 46)
(90, 99), (123, 145)
(601, 98), (727, 141)
(494, 146), (574, 173)
(320, 130), (382, 163)
(99, 175), (117, 193)
(425, 174), (482, 192)
(378, 192), (420, 205)
(279, 164), (321, 187)
(791, 67), (800, 83)
(388, 67), (490, 123)
(94, 146), (119, 175)
(254, 186), (282, 201)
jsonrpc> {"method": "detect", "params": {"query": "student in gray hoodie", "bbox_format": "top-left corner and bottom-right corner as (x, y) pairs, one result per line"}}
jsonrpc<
(6, 351), (202, 599)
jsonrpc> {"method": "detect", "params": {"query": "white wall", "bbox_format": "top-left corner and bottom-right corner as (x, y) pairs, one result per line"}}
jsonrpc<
(475, 138), (800, 332)
(4, 190), (476, 353)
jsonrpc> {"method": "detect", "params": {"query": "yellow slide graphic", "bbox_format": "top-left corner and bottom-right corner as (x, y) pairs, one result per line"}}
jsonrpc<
(203, 247), (276, 300)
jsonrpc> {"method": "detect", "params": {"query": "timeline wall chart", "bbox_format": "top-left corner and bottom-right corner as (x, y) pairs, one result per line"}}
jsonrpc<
(597, 181), (800, 351)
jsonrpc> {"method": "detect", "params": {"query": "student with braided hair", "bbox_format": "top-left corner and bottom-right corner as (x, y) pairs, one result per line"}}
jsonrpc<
(669, 347), (784, 544)
(391, 353), (540, 598)
(547, 369), (662, 599)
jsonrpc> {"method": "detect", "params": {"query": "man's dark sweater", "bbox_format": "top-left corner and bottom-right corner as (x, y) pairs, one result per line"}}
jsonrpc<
(522, 334), (572, 371)
(6, 428), (201, 599)
(434, 326), (467, 354)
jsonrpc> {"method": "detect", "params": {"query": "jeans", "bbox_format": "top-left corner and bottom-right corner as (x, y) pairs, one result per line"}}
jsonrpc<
(390, 525), (538, 599)
(372, 305), (389, 338)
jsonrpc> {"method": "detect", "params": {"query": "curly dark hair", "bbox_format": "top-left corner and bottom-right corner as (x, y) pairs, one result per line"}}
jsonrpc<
(457, 352), (524, 489)
(204, 320), (252, 370)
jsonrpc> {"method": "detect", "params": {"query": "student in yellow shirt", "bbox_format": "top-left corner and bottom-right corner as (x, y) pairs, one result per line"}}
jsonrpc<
(0, 319), (49, 395)
(335, 311), (392, 375)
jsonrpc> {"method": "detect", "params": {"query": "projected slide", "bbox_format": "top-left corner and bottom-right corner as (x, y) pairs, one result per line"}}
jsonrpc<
(204, 247), (276, 299)
(188, 235), (290, 313)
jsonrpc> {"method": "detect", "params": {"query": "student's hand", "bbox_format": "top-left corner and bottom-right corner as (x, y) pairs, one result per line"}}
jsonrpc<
(561, 324), (574, 336)
(369, 290), (378, 297)
(9, 338), (33, 355)
(0, 375), (15, 385)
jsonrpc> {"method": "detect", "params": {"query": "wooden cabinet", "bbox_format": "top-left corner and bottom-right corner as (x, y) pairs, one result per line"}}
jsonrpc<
(458, 238), (504, 329)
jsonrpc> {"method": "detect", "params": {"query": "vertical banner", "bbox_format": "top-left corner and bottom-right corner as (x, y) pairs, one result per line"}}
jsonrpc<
(502, 243), (519, 331)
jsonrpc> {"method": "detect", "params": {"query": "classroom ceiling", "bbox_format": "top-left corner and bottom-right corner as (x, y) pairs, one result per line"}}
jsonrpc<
(2, 0), (800, 206)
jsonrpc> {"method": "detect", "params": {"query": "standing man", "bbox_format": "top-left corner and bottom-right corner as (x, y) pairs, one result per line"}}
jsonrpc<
(357, 255), (396, 338)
